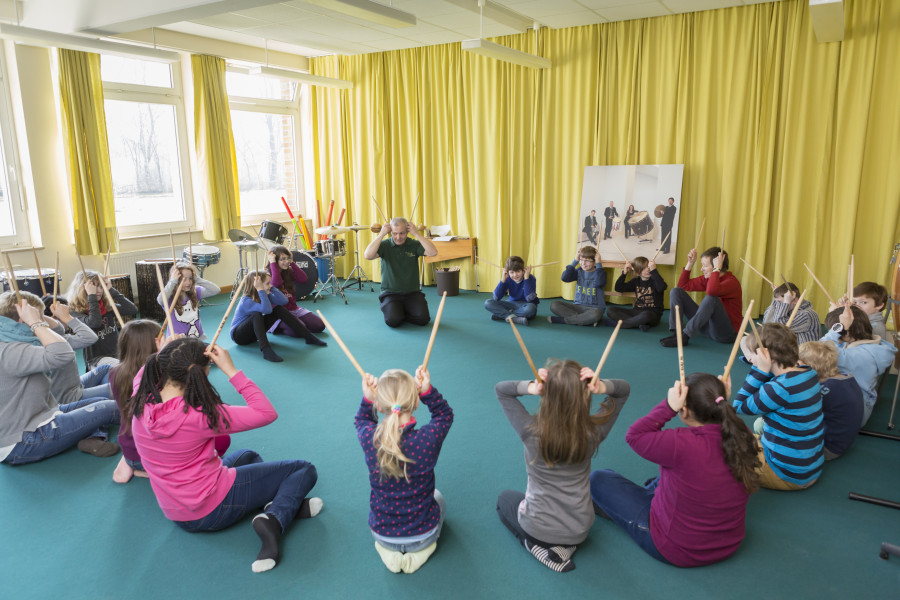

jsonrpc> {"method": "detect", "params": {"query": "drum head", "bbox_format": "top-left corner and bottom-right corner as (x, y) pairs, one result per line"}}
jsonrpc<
(290, 252), (319, 299)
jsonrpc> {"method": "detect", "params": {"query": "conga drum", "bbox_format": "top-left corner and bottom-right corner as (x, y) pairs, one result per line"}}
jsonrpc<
(135, 259), (174, 323)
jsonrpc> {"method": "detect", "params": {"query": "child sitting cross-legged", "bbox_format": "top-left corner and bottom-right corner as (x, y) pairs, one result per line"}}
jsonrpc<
(798, 341), (864, 460)
(548, 246), (606, 326)
(734, 323), (824, 490)
(602, 256), (667, 331)
(484, 256), (539, 325)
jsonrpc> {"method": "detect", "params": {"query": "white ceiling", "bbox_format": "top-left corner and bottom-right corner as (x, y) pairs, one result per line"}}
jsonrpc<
(16, 0), (783, 58)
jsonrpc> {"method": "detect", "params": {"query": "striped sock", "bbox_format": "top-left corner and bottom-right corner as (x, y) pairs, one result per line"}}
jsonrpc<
(549, 545), (577, 562)
(524, 540), (575, 573)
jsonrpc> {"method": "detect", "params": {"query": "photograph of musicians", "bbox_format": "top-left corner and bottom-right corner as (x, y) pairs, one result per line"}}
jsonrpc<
(364, 217), (438, 328)
(603, 201), (619, 240)
(583, 210), (599, 245)
(660, 197), (677, 253)
(624, 204), (636, 239)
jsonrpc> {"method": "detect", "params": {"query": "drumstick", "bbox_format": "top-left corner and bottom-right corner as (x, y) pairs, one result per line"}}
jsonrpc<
(373, 196), (389, 224)
(611, 240), (628, 263)
(785, 289), (807, 328)
(422, 291), (447, 371)
(251, 224), (271, 253)
(169, 229), (177, 264)
(188, 229), (192, 269)
(651, 230), (672, 261)
(675, 305), (685, 385)
(96, 274), (125, 328)
(2, 253), (20, 303)
(739, 258), (775, 288)
(507, 316), (541, 382)
(848, 254), (854, 304)
(75, 252), (90, 291)
(590, 320), (622, 386)
(31, 249), (47, 296)
(693, 217), (706, 250)
(477, 256), (504, 269)
(336, 208), (346, 227)
(803, 263), (836, 305)
(722, 299), (756, 381)
(155, 264), (174, 337)
(53, 252), (59, 304)
(529, 261), (561, 269)
(720, 226), (726, 251)
(102, 244), (112, 278)
(208, 273), (249, 349)
(780, 273), (788, 286)
(748, 317), (764, 351)
(408, 192), (420, 222)
(316, 310), (365, 378)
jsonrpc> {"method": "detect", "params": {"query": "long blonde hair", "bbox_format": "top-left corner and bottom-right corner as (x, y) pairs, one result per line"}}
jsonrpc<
(530, 359), (615, 466)
(372, 369), (419, 480)
(169, 261), (199, 315)
(66, 270), (101, 314)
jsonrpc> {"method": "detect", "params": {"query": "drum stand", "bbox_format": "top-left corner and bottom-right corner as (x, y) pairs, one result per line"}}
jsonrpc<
(341, 227), (374, 293)
(231, 241), (257, 299)
(313, 239), (348, 305)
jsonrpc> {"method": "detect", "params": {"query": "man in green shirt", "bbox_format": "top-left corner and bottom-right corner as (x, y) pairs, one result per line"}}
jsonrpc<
(364, 217), (438, 327)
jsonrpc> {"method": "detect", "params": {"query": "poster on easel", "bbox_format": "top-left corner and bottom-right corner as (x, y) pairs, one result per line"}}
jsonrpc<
(578, 164), (684, 266)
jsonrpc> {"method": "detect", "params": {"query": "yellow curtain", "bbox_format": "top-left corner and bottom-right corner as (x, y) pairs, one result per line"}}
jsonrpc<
(57, 49), (117, 255)
(191, 54), (240, 241)
(310, 0), (900, 315)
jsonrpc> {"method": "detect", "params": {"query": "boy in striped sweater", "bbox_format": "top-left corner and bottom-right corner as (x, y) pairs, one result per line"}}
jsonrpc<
(734, 323), (824, 490)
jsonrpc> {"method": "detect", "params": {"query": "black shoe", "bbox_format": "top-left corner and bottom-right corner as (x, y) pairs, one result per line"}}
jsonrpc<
(639, 324), (650, 332)
(660, 334), (677, 348)
(600, 317), (617, 327)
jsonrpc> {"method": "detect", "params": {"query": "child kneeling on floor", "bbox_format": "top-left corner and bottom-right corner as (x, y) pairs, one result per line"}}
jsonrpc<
(356, 366), (453, 574)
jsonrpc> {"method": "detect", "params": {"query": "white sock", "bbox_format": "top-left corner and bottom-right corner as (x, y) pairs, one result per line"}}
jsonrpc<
(374, 542), (403, 573)
(401, 542), (437, 574)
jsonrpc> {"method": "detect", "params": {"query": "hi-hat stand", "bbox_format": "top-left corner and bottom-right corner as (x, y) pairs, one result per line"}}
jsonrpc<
(342, 224), (374, 293)
(314, 238), (347, 304)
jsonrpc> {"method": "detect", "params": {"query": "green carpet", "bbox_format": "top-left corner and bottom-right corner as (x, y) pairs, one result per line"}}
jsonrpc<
(2, 286), (899, 599)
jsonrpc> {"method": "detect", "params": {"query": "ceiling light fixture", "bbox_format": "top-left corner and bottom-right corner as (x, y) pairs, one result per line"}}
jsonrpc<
(0, 24), (180, 63)
(460, 1), (550, 69)
(299, 0), (416, 28)
(249, 65), (353, 90)
(445, 0), (533, 32)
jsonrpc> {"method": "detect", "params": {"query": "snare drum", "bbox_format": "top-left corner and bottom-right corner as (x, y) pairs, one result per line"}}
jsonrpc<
(315, 239), (346, 257)
(259, 220), (288, 245)
(1, 268), (60, 297)
(135, 259), (174, 322)
(290, 251), (320, 300)
(612, 218), (622, 231)
(183, 245), (221, 268)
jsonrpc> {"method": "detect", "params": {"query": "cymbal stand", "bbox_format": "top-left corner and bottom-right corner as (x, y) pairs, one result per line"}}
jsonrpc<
(313, 238), (347, 304)
(341, 225), (374, 293)
(231, 242), (257, 299)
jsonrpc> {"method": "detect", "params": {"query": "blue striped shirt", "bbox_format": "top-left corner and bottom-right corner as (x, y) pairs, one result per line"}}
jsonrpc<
(734, 366), (824, 486)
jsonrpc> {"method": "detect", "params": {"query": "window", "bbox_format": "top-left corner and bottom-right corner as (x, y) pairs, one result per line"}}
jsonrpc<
(0, 51), (29, 247)
(102, 55), (193, 234)
(227, 69), (305, 225)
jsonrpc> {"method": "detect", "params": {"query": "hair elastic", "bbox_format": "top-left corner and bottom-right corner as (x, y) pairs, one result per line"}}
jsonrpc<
(715, 396), (725, 404)
(391, 404), (402, 414)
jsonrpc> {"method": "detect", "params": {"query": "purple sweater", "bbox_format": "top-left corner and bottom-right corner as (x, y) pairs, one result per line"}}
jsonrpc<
(354, 386), (453, 538)
(626, 399), (751, 567)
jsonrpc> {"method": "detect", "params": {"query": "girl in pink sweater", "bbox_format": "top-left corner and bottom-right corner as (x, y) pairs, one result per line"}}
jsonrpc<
(590, 373), (760, 567)
(128, 337), (321, 573)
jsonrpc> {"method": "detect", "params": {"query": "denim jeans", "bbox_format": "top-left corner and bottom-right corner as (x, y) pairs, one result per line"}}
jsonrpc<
(668, 288), (735, 343)
(80, 363), (112, 401)
(589, 470), (671, 564)
(175, 450), (318, 533)
(372, 490), (445, 553)
(2, 397), (119, 465)
(484, 299), (537, 321)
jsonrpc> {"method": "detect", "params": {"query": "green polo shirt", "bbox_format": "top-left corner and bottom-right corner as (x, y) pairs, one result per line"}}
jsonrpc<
(377, 238), (425, 293)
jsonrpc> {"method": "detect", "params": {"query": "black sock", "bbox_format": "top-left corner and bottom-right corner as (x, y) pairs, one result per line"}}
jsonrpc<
(261, 346), (283, 362)
(251, 514), (282, 572)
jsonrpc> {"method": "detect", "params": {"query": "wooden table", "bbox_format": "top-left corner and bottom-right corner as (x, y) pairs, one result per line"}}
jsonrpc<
(424, 237), (477, 289)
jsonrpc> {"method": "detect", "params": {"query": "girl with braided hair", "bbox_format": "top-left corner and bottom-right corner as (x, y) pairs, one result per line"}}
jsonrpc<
(590, 373), (761, 567)
(355, 366), (453, 574)
(129, 337), (321, 573)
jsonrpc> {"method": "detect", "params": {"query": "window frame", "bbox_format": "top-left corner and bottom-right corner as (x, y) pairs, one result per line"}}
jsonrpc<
(0, 49), (31, 249)
(101, 61), (195, 238)
(228, 78), (306, 228)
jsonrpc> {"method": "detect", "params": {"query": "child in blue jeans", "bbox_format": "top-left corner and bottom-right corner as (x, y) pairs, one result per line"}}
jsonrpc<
(484, 256), (539, 325)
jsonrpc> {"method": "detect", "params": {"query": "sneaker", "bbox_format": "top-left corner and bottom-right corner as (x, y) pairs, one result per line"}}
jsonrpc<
(510, 316), (528, 326)
(77, 437), (120, 458)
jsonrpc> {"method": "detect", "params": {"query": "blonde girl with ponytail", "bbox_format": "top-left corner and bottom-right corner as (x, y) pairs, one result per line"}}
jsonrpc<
(355, 365), (454, 574)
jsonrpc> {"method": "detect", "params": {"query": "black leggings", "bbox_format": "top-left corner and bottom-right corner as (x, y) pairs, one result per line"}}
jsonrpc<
(496, 490), (558, 548)
(231, 306), (313, 348)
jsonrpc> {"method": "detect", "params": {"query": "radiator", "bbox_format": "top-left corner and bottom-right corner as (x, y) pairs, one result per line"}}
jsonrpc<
(107, 247), (173, 286)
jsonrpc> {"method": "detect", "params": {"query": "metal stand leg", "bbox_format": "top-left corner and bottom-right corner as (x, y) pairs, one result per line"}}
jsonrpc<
(341, 229), (373, 292)
(231, 246), (249, 299)
(313, 244), (348, 304)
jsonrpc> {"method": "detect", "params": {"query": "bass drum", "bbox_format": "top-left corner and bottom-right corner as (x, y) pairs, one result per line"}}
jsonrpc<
(290, 251), (320, 300)
(627, 211), (654, 236)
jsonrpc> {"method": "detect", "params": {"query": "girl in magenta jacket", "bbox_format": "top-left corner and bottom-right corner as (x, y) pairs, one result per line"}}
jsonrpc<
(590, 373), (760, 567)
(128, 337), (321, 573)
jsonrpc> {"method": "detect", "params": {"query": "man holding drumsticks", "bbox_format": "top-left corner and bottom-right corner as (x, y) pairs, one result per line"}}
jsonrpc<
(365, 217), (438, 328)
